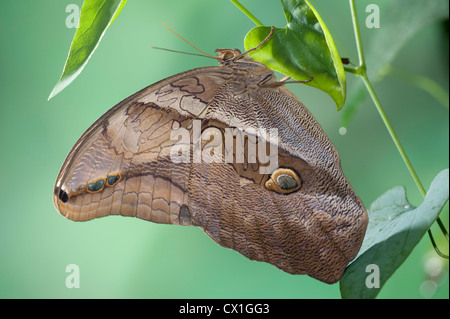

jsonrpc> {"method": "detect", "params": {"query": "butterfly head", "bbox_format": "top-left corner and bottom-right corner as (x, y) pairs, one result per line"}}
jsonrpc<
(215, 48), (278, 88)
(215, 48), (262, 67)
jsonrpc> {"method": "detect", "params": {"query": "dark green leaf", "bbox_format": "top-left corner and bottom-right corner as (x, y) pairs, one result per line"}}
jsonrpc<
(340, 169), (449, 299)
(244, 0), (346, 109)
(48, 0), (127, 100)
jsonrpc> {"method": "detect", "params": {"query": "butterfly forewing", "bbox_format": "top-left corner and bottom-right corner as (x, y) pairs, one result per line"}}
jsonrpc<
(54, 67), (232, 222)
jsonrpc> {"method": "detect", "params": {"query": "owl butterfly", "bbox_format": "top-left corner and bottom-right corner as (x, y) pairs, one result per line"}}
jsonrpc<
(54, 31), (368, 284)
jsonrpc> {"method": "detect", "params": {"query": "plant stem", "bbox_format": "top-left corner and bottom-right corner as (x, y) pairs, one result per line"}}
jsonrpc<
(230, 0), (263, 26)
(348, 0), (449, 256)
(343, 66), (358, 74)
(360, 75), (427, 197)
(349, 0), (427, 197)
(362, 71), (449, 246)
(349, 0), (365, 72)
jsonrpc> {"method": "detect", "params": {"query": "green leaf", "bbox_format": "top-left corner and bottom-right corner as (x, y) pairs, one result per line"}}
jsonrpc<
(244, 0), (346, 110)
(341, 0), (449, 128)
(340, 169), (449, 299)
(48, 0), (127, 100)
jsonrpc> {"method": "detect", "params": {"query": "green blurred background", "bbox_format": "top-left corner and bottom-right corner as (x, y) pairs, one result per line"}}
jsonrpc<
(0, 0), (448, 298)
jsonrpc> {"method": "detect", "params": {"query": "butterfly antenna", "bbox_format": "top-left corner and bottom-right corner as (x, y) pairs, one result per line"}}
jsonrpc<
(234, 26), (274, 61)
(161, 22), (217, 59)
(151, 47), (216, 59)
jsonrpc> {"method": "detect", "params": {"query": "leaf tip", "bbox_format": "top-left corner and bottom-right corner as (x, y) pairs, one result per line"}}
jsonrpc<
(48, 88), (58, 101)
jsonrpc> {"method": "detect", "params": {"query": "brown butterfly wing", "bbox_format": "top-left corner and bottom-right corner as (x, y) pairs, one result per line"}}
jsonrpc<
(54, 67), (233, 222)
(175, 82), (368, 284)
(54, 57), (368, 284)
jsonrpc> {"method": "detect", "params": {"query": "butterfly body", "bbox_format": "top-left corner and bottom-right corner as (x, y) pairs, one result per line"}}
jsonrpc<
(54, 49), (368, 284)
